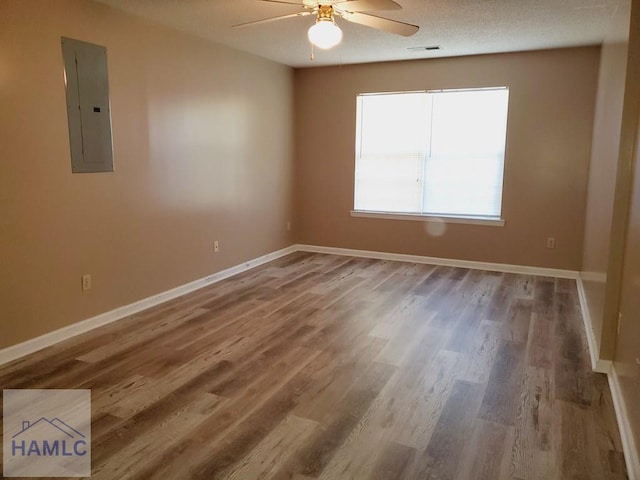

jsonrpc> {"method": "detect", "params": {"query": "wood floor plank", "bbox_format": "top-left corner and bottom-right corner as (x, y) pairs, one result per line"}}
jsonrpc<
(270, 362), (396, 479)
(527, 312), (554, 369)
(406, 379), (485, 480)
(225, 415), (318, 480)
(479, 340), (527, 426)
(533, 277), (555, 315)
(556, 400), (607, 480)
(77, 307), (212, 363)
(90, 359), (237, 466)
(502, 298), (533, 344)
(509, 366), (554, 479)
(486, 273), (515, 322)
(91, 393), (226, 479)
(129, 356), (320, 480)
(456, 419), (514, 480)
(554, 310), (594, 406)
(315, 420), (390, 479)
(456, 319), (502, 384)
(384, 349), (460, 450)
(0, 253), (627, 480)
(292, 336), (388, 422)
(374, 298), (436, 366)
(316, 349), (459, 480)
(445, 303), (489, 353)
(369, 441), (416, 480)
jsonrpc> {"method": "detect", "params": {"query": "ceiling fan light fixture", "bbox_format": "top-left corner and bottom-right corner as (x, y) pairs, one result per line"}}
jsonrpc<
(308, 19), (343, 50)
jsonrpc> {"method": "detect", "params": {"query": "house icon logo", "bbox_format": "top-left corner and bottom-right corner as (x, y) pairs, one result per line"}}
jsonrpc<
(11, 417), (88, 457)
(3, 389), (91, 477)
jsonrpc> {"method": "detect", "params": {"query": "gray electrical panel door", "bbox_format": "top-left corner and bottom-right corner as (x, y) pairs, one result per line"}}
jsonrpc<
(62, 37), (114, 173)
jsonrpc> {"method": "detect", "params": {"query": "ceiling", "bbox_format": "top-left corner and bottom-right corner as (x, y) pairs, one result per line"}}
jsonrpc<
(96, 0), (624, 68)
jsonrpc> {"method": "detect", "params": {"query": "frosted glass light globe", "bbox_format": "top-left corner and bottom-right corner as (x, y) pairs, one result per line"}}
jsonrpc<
(308, 20), (343, 50)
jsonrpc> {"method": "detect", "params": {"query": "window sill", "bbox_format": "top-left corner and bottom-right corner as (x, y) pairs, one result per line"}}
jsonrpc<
(349, 210), (505, 227)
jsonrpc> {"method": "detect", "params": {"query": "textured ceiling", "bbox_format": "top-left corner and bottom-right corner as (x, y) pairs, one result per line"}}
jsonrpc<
(96, 0), (624, 68)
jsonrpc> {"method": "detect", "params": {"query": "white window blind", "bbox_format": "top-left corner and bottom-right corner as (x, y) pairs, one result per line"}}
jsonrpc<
(354, 87), (509, 218)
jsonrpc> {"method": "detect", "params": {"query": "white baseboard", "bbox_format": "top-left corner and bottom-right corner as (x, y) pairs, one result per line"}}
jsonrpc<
(0, 245), (297, 366)
(576, 275), (612, 373)
(295, 244), (580, 279)
(580, 271), (607, 283)
(3, 242), (636, 478)
(609, 364), (640, 480)
(595, 358), (613, 374)
(0, 243), (585, 366)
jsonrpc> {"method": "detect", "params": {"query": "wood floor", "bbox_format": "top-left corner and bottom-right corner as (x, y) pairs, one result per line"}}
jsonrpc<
(0, 252), (628, 479)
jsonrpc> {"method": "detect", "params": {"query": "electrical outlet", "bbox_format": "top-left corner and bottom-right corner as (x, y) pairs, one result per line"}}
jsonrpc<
(214, 240), (219, 253)
(81, 274), (91, 291)
(546, 237), (555, 249)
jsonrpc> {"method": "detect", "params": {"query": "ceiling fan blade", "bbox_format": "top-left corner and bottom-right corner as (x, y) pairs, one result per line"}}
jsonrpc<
(258, 0), (307, 5)
(340, 11), (419, 36)
(335, 0), (402, 12)
(233, 10), (312, 28)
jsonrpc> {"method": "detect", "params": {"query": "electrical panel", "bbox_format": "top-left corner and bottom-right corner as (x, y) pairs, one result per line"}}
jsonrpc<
(61, 37), (114, 173)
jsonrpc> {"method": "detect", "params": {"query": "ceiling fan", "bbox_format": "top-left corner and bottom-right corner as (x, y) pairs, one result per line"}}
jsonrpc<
(234, 0), (419, 51)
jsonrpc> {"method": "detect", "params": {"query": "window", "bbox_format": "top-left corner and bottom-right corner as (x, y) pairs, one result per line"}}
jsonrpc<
(354, 87), (509, 221)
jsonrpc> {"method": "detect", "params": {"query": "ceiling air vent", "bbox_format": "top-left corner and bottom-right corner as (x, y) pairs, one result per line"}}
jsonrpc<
(408, 46), (441, 52)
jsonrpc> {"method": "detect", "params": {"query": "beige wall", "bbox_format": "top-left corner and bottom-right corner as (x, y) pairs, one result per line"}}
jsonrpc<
(0, 0), (294, 349)
(583, 45), (629, 274)
(294, 48), (600, 270)
(580, 1), (631, 354)
(612, 0), (640, 464)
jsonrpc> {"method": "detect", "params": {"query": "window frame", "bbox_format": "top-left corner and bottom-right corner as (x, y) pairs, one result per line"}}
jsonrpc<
(352, 87), (509, 226)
